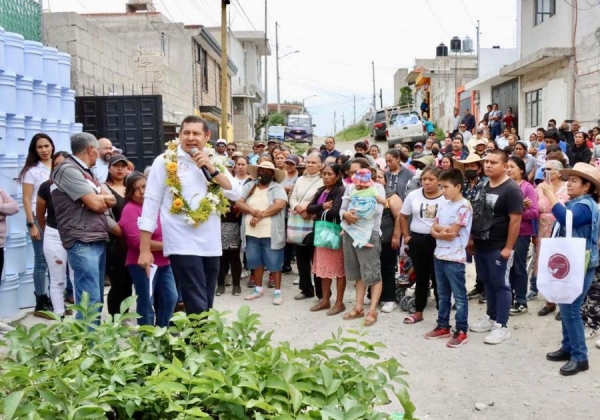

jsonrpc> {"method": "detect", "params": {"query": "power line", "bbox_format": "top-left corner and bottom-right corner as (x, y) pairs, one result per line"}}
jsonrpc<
(458, 0), (476, 26)
(232, 0), (257, 30)
(424, 0), (450, 37)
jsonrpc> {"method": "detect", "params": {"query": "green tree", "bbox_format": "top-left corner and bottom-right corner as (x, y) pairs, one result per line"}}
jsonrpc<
(268, 112), (286, 126)
(398, 86), (414, 107)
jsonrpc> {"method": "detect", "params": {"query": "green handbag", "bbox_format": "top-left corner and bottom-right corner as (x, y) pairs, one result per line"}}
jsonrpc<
(313, 210), (342, 250)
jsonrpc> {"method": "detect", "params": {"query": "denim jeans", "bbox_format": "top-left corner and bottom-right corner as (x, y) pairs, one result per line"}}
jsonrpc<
(475, 249), (513, 327)
(509, 235), (530, 305)
(128, 264), (178, 327)
(67, 241), (106, 319)
(169, 255), (220, 315)
(31, 219), (50, 296)
(434, 258), (469, 332)
(558, 267), (595, 362)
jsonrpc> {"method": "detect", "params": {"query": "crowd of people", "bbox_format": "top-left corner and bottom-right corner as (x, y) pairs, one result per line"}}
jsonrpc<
(2, 113), (600, 377)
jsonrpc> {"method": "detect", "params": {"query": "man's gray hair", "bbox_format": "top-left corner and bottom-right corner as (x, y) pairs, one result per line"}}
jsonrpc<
(307, 151), (323, 162)
(71, 132), (98, 155)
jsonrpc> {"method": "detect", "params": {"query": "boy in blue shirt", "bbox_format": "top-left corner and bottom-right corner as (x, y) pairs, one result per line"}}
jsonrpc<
(425, 169), (473, 348)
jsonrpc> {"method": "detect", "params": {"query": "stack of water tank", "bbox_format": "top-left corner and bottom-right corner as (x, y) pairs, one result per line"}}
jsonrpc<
(0, 27), (83, 318)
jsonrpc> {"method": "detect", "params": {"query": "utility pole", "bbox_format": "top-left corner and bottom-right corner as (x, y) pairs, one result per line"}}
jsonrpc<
(275, 22), (281, 114)
(333, 110), (337, 134)
(353, 95), (356, 124)
(263, 0), (268, 140)
(371, 61), (376, 111)
(342, 113), (345, 131)
(476, 20), (481, 76)
(220, 0), (229, 140)
(379, 88), (383, 109)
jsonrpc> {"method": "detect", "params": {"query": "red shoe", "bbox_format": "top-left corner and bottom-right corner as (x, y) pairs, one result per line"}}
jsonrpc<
(267, 273), (275, 288)
(424, 326), (451, 340)
(447, 330), (468, 348)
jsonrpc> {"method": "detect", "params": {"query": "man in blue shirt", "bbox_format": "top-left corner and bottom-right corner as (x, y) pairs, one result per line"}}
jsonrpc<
(489, 103), (503, 140)
(248, 141), (266, 165)
(321, 136), (340, 159)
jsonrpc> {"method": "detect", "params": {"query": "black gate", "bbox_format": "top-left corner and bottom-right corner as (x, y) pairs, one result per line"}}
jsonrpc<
(492, 79), (519, 130)
(76, 95), (164, 170)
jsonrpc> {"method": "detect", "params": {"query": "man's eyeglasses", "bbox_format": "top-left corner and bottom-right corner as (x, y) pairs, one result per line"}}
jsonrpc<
(227, 148), (236, 152)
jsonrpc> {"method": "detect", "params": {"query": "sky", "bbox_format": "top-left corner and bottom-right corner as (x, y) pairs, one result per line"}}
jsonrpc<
(46, 0), (517, 136)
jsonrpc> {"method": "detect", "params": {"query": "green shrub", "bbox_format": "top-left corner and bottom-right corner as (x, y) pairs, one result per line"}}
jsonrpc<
(0, 295), (417, 419)
(336, 123), (370, 142)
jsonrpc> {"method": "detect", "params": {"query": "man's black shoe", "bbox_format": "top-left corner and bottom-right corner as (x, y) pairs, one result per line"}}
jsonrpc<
(546, 349), (571, 362)
(559, 360), (589, 376)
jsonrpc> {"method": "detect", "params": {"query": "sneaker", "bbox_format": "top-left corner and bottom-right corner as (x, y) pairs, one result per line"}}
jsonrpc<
(381, 301), (398, 313)
(267, 273), (275, 288)
(509, 303), (528, 316)
(478, 296), (487, 304)
(282, 266), (293, 274)
(484, 323), (511, 345)
(232, 285), (242, 296)
(245, 288), (264, 301)
(273, 291), (283, 305)
(467, 288), (481, 299)
(247, 275), (256, 288)
(526, 291), (538, 301)
(33, 295), (54, 320)
(215, 285), (225, 296)
(584, 327), (598, 340)
(293, 276), (300, 285)
(424, 326), (451, 340)
(447, 330), (469, 348)
(470, 316), (494, 333)
(241, 270), (250, 279)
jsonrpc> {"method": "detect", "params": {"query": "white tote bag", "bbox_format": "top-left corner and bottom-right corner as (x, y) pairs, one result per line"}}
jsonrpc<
(537, 210), (587, 304)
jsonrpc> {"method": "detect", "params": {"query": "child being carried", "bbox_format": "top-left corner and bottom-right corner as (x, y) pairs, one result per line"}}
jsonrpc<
(341, 168), (386, 248)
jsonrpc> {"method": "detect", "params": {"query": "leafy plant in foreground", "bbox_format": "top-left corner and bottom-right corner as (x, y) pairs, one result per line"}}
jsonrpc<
(0, 294), (417, 419)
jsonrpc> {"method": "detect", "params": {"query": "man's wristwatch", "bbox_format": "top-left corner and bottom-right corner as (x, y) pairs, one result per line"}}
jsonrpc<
(210, 169), (220, 178)
(26, 221), (34, 228)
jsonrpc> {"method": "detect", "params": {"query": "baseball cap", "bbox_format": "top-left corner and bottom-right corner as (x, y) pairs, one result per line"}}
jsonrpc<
(476, 128), (484, 134)
(216, 139), (227, 146)
(267, 139), (277, 144)
(254, 141), (265, 147)
(231, 151), (243, 158)
(109, 154), (128, 165)
(284, 155), (299, 165)
(111, 146), (123, 154)
(414, 142), (424, 148)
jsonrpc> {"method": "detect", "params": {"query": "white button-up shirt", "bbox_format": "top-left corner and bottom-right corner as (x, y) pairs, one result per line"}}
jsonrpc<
(93, 158), (109, 183)
(138, 146), (240, 257)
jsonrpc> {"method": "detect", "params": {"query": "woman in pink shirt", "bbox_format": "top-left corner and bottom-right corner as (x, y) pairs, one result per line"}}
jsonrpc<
(119, 172), (177, 326)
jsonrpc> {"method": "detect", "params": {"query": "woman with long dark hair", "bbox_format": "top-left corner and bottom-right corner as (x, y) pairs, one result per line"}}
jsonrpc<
(306, 163), (346, 315)
(506, 157), (539, 316)
(18, 133), (55, 318)
(104, 155), (133, 318)
(36, 151), (71, 317)
(119, 172), (177, 326)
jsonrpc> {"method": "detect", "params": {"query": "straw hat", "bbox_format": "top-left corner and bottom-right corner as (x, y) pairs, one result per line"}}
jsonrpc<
(560, 162), (600, 190)
(454, 154), (483, 172)
(247, 161), (286, 183)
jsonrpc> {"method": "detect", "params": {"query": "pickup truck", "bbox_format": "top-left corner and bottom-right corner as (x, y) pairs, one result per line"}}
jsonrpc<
(386, 111), (427, 149)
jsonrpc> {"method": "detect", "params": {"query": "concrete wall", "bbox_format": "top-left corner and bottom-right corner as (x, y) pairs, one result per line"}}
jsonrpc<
(520, 0), (573, 57)
(44, 12), (137, 93)
(574, 28), (600, 128)
(519, 58), (569, 132)
(479, 48), (519, 76)
(393, 68), (408, 105)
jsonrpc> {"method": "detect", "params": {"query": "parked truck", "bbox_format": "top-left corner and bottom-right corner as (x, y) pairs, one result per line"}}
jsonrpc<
(386, 108), (427, 149)
(284, 114), (314, 145)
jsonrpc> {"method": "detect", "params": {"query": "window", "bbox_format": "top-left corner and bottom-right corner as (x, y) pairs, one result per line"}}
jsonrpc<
(202, 49), (208, 92)
(535, 0), (555, 25)
(525, 89), (542, 127)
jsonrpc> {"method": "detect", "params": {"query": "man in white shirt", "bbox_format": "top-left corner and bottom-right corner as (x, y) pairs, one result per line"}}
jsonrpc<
(458, 123), (473, 144)
(138, 116), (240, 315)
(94, 138), (113, 183)
(496, 127), (511, 150)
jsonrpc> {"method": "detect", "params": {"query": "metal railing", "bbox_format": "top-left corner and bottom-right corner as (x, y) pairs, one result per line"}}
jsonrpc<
(0, 0), (41, 42)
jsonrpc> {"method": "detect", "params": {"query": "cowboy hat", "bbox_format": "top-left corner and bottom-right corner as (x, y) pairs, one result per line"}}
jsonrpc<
(560, 162), (600, 190)
(412, 155), (435, 167)
(247, 161), (286, 183)
(454, 153), (484, 172)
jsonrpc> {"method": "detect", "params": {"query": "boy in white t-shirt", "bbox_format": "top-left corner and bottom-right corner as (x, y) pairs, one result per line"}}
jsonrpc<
(425, 169), (473, 348)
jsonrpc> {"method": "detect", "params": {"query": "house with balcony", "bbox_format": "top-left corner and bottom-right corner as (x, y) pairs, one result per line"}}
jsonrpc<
(207, 29), (270, 141)
(466, 0), (600, 138)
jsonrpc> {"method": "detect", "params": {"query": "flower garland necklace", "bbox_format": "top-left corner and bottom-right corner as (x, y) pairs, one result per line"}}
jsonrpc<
(164, 139), (230, 227)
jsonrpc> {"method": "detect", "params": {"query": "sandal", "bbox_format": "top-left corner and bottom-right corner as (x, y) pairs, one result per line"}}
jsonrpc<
(326, 305), (346, 316)
(364, 311), (378, 326)
(343, 307), (364, 320)
(404, 314), (423, 324)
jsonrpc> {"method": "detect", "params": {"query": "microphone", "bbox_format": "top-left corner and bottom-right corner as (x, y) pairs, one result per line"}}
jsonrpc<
(189, 147), (213, 181)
